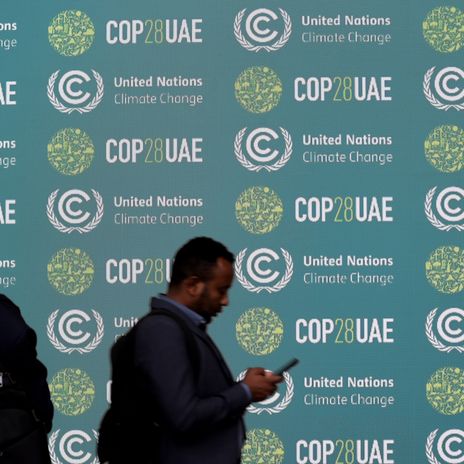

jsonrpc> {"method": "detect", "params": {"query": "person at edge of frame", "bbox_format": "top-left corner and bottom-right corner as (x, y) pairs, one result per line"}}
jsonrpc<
(0, 293), (54, 463)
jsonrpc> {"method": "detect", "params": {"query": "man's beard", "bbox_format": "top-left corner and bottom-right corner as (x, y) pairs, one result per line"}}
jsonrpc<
(192, 287), (213, 323)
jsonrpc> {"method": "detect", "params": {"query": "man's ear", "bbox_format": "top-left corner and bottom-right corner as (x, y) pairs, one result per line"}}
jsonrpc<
(184, 276), (205, 298)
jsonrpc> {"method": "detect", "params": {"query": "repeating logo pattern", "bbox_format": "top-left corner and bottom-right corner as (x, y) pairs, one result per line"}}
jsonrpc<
(426, 428), (464, 464)
(235, 186), (283, 234)
(423, 7), (464, 53)
(425, 246), (464, 294)
(424, 125), (464, 173)
(49, 368), (96, 416)
(426, 308), (464, 353)
(234, 127), (292, 172)
(48, 10), (95, 57)
(426, 367), (464, 415)
(48, 69), (104, 114)
(47, 309), (104, 354)
(235, 247), (293, 293)
(235, 66), (282, 113)
(48, 429), (99, 464)
(48, 248), (95, 296)
(241, 429), (285, 464)
(47, 189), (104, 233)
(425, 186), (464, 231)
(234, 8), (292, 52)
(424, 66), (464, 111)
(236, 307), (283, 355)
(237, 370), (294, 414)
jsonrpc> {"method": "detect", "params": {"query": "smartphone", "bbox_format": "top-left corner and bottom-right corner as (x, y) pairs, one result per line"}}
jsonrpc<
(274, 358), (299, 376)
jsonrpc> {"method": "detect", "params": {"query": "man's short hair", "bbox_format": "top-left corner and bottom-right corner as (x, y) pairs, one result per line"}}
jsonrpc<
(169, 237), (234, 287)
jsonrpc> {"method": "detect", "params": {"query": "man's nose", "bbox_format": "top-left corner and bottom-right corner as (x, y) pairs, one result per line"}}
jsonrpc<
(221, 294), (229, 306)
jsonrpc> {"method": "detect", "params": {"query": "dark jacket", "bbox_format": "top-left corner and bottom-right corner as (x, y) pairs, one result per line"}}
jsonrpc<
(133, 297), (249, 464)
(0, 294), (53, 432)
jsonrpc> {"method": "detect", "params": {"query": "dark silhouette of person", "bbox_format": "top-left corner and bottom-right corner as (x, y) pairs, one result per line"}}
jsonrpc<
(0, 293), (53, 462)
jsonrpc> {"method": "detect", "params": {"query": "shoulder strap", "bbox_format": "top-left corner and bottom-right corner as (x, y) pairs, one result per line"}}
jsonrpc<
(146, 309), (200, 381)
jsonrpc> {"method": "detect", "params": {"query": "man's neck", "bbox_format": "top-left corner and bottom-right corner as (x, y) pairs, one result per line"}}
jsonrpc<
(164, 291), (210, 323)
(165, 290), (193, 311)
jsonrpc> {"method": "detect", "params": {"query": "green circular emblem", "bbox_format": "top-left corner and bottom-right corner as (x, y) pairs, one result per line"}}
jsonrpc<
(242, 429), (284, 464)
(236, 308), (283, 355)
(48, 10), (95, 56)
(49, 368), (95, 416)
(424, 125), (464, 173)
(48, 128), (95, 176)
(235, 67), (282, 113)
(425, 246), (464, 294)
(235, 186), (283, 234)
(426, 367), (464, 415)
(423, 7), (464, 53)
(48, 248), (94, 296)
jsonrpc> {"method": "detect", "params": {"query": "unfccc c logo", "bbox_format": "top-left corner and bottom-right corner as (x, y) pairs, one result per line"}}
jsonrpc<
(48, 69), (104, 114)
(234, 127), (292, 172)
(234, 8), (292, 52)
(424, 66), (464, 110)
(47, 189), (104, 233)
(427, 429), (464, 464)
(235, 247), (293, 293)
(48, 429), (99, 464)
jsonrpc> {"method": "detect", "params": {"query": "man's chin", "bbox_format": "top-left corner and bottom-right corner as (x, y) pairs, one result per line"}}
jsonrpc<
(207, 309), (222, 320)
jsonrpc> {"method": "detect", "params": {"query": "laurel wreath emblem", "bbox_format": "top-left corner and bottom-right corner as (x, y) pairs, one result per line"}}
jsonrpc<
(234, 9), (292, 52)
(425, 429), (441, 464)
(47, 189), (104, 234)
(47, 310), (104, 354)
(49, 429), (99, 464)
(235, 248), (293, 293)
(47, 69), (104, 114)
(425, 308), (464, 353)
(234, 127), (293, 172)
(425, 187), (464, 231)
(237, 370), (294, 414)
(423, 67), (464, 111)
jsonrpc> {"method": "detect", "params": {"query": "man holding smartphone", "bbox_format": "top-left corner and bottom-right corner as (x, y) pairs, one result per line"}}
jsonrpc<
(101, 237), (282, 464)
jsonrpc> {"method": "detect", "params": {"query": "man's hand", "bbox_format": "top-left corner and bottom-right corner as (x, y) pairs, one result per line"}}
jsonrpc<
(242, 368), (283, 402)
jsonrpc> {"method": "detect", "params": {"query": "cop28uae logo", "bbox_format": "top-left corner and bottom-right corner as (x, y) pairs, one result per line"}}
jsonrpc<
(425, 246), (464, 294)
(425, 187), (464, 231)
(234, 127), (292, 172)
(235, 67), (282, 113)
(48, 429), (99, 464)
(48, 69), (104, 114)
(48, 10), (95, 56)
(426, 307), (464, 353)
(424, 125), (464, 173)
(48, 248), (95, 296)
(423, 7), (464, 53)
(424, 66), (464, 111)
(235, 186), (283, 234)
(242, 429), (284, 464)
(426, 367), (464, 415)
(235, 247), (293, 293)
(236, 307), (284, 355)
(48, 129), (95, 176)
(49, 368), (95, 416)
(47, 309), (104, 354)
(47, 189), (104, 233)
(427, 429), (464, 464)
(234, 8), (292, 52)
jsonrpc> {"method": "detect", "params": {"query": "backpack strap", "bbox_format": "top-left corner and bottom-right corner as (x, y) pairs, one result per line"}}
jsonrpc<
(146, 309), (200, 381)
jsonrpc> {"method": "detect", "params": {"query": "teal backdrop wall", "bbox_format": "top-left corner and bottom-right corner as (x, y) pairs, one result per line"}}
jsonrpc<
(1, 0), (464, 462)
